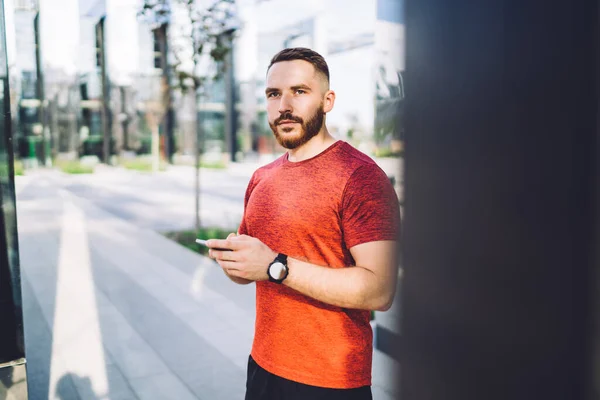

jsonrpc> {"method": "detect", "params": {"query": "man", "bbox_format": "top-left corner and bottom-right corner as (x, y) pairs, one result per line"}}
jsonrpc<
(206, 47), (401, 400)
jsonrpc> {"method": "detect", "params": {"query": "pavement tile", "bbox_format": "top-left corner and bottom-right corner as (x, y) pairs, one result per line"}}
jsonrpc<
(175, 357), (247, 400)
(128, 373), (197, 400)
(52, 375), (80, 400)
(20, 275), (54, 400)
(70, 364), (137, 400)
(372, 385), (397, 400)
(96, 303), (170, 380)
(372, 349), (400, 396)
(88, 246), (244, 387)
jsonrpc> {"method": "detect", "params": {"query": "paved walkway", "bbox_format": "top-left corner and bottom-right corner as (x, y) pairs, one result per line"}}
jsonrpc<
(15, 173), (399, 400)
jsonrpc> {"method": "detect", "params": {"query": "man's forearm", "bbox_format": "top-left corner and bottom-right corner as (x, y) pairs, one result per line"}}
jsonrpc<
(283, 258), (392, 311)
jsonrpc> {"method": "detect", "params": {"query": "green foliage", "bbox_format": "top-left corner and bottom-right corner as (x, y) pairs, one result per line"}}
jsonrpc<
(137, 0), (171, 28)
(120, 158), (167, 172)
(55, 160), (95, 174)
(163, 226), (232, 255)
(138, 0), (238, 92)
(0, 160), (23, 178)
(199, 160), (226, 169)
(374, 147), (404, 158)
(13, 160), (23, 176)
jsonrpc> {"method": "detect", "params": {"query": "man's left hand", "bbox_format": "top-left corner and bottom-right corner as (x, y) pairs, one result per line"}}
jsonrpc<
(206, 234), (278, 282)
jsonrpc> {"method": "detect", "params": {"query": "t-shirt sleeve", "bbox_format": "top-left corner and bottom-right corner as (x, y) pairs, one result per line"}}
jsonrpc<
(341, 163), (401, 249)
(237, 172), (257, 235)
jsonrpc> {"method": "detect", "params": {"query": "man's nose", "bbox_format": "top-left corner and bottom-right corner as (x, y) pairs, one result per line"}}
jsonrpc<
(278, 94), (293, 114)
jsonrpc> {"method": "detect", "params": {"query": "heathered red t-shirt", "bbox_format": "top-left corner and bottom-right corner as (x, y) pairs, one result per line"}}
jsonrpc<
(238, 140), (401, 389)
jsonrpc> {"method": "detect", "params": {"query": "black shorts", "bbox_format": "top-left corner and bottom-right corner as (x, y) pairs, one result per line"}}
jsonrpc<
(245, 355), (373, 400)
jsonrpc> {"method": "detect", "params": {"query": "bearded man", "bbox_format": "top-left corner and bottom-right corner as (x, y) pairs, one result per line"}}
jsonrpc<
(206, 47), (401, 400)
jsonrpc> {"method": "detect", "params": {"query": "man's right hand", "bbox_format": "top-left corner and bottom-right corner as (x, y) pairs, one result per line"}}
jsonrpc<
(216, 233), (253, 285)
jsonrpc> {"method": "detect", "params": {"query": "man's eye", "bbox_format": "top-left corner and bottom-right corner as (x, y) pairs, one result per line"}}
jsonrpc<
(295, 89), (305, 94)
(267, 92), (279, 98)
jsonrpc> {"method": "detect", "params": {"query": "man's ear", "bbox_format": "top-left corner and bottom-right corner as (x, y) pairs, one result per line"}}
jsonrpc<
(323, 90), (336, 113)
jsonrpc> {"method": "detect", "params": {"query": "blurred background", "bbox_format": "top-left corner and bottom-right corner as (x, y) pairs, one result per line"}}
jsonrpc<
(6, 0), (595, 398)
(0, 1), (405, 399)
(4, 0), (404, 170)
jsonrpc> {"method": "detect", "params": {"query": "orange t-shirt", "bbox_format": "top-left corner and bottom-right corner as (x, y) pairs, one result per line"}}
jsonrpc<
(238, 140), (401, 389)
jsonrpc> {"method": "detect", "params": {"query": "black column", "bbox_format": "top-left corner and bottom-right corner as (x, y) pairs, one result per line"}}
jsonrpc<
(34, 12), (46, 162)
(97, 17), (112, 164)
(0, 0), (27, 396)
(401, 0), (598, 399)
(224, 36), (237, 163)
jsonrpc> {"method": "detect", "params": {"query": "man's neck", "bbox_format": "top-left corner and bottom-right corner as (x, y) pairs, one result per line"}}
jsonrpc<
(287, 129), (337, 162)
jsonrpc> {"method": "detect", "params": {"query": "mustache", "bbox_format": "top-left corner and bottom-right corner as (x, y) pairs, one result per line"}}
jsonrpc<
(275, 113), (303, 125)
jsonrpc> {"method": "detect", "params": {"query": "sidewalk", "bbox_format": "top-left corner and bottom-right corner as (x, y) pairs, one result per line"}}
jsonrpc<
(16, 174), (399, 400)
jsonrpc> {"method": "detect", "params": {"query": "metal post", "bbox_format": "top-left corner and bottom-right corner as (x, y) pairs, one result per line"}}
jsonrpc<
(224, 33), (237, 162)
(120, 86), (129, 151)
(97, 17), (111, 164)
(194, 91), (202, 232)
(33, 12), (48, 164)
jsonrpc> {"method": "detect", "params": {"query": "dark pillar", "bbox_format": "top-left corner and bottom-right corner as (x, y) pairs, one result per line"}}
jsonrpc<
(33, 12), (47, 163)
(119, 86), (130, 151)
(0, 0), (27, 396)
(224, 33), (237, 162)
(400, 0), (598, 399)
(96, 17), (111, 164)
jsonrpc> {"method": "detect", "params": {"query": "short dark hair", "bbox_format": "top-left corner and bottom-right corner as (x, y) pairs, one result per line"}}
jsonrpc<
(268, 47), (330, 83)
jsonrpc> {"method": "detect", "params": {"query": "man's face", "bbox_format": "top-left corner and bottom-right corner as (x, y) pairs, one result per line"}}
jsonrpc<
(265, 60), (333, 149)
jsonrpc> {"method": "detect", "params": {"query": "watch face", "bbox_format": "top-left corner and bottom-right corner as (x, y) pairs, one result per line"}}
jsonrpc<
(269, 262), (285, 280)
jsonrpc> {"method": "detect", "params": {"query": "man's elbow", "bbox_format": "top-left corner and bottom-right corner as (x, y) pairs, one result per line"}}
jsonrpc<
(357, 271), (396, 311)
(371, 291), (396, 312)
(374, 299), (393, 312)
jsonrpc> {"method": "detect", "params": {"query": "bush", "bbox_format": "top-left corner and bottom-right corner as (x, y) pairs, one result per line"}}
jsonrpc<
(374, 147), (404, 158)
(0, 160), (24, 177)
(199, 160), (227, 169)
(13, 160), (23, 176)
(120, 158), (167, 172)
(55, 160), (95, 174)
(162, 226), (233, 256)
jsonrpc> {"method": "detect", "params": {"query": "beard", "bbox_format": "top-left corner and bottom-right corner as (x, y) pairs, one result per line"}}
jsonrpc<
(269, 103), (325, 150)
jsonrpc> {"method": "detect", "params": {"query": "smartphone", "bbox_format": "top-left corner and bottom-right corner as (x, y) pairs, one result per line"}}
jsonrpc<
(195, 238), (232, 252)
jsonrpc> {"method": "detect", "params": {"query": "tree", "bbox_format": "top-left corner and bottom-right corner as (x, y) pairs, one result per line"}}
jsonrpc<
(138, 0), (239, 231)
(144, 72), (171, 172)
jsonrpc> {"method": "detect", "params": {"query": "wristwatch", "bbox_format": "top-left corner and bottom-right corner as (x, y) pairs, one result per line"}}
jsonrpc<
(267, 253), (289, 284)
